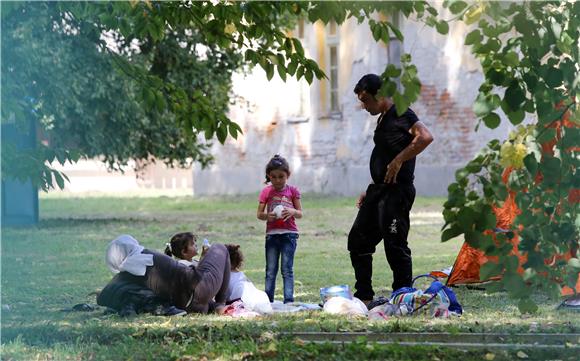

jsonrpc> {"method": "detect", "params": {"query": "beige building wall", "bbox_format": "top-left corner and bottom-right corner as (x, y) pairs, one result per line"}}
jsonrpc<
(50, 159), (192, 194)
(193, 7), (519, 196)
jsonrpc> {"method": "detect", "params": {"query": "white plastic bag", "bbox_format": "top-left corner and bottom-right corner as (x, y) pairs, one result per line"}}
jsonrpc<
(323, 296), (368, 316)
(239, 281), (273, 314)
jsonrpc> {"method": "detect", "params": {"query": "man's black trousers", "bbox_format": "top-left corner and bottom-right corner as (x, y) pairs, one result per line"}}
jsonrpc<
(347, 183), (416, 300)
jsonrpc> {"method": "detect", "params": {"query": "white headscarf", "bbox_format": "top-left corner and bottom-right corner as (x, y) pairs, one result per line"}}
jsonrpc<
(105, 235), (154, 276)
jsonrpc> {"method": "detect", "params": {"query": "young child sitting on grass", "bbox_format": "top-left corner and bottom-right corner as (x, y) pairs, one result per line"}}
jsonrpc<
(225, 244), (249, 302)
(164, 232), (199, 267)
(225, 244), (272, 314)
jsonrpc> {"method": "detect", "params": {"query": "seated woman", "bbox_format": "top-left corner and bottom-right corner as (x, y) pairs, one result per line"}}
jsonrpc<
(164, 232), (199, 267)
(97, 234), (230, 315)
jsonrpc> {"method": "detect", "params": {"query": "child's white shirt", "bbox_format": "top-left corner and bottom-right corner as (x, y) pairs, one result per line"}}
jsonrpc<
(227, 271), (250, 302)
(178, 259), (199, 267)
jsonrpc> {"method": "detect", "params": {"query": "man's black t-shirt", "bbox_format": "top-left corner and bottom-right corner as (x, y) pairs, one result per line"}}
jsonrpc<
(369, 105), (419, 185)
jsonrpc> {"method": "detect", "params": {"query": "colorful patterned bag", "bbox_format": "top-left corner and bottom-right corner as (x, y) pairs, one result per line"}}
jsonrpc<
(389, 274), (462, 317)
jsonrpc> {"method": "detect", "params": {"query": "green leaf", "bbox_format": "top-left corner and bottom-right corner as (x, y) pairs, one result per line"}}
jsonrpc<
(503, 52), (519, 67)
(384, 81), (397, 97)
(393, 92), (409, 115)
(503, 272), (528, 298)
(371, 23), (382, 42)
(473, 93), (494, 117)
(265, 63), (274, 80)
(483, 112), (501, 129)
(518, 298), (538, 313)
(144, 88), (156, 110)
(545, 67), (563, 87)
(296, 65), (304, 80)
(540, 156), (561, 181)
(216, 122), (228, 144)
(441, 226), (463, 242)
(536, 100), (559, 125)
(486, 68), (506, 86)
(291, 38), (304, 56)
(449, 1), (468, 14)
(283, 37), (292, 52)
(435, 20), (449, 35)
(53, 170), (65, 189)
(506, 109), (525, 125)
(277, 64), (287, 81)
(204, 128), (213, 141)
(287, 61), (298, 76)
(504, 82), (526, 111)
(523, 154), (538, 175)
(457, 207), (477, 230)
(480, 261), (502, 281)
(536, 128), (556, 144)
(154, 92), (165, 113)
(515, 192), (532, 212)
(304, 69), (313, 84)
(386, 22), (404, 41)
(464, 29), (482, 45)
(228, 123), (238, 139)
(385, 64), (401, 78)
(477, 209), (497, 230)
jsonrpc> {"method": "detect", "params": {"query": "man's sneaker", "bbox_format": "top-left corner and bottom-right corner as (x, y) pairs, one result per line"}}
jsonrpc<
(367, 297), (389, 311)
(360, 299), (373, 307)
(162, 306), (187, 316)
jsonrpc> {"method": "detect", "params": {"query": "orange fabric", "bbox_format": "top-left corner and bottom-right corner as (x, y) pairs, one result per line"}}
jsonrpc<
(447, 172), (524, 286)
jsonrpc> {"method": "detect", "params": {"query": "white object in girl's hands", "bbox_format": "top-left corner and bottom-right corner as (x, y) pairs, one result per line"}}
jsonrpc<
(273, 205), (284, 219)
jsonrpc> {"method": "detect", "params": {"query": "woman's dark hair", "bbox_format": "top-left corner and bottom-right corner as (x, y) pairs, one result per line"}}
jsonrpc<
(165, 232), (197, 259)
(225, 244), (244, 271)
(265, 154), (290, 184)
(354, 73), (382, 96)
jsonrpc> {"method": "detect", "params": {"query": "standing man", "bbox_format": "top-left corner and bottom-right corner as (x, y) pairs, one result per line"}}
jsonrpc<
(349, 74), (433, 304)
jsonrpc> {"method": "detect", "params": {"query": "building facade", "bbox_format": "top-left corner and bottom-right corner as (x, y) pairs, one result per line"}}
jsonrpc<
(193, 9), (516, 197)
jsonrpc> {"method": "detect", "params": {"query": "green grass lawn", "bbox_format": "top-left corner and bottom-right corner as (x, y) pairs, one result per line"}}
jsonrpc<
(1, 193), (577, 360)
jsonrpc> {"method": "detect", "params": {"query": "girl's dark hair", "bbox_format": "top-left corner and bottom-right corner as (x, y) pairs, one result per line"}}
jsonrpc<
(225, 244), (244, 271)
(164, 232), (197, 259)
(265, 154), (290, 184)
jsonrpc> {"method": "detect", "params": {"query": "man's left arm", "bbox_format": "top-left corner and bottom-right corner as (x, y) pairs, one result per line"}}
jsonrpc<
(384, 121), (434, 184)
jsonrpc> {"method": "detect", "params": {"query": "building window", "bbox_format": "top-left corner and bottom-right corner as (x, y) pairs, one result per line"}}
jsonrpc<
(328, 19), (337, 36)
(329, 45), (339, 112)
(327, 20), (339, 113)
(287, 18), (310, 123)
(297, 18), (305, 39)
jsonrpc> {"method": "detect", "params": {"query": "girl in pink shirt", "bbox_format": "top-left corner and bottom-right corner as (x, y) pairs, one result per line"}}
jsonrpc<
(257, 155), (303, 303)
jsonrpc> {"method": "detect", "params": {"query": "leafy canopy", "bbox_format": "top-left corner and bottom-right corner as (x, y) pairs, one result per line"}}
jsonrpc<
(1, 1), (442, 190)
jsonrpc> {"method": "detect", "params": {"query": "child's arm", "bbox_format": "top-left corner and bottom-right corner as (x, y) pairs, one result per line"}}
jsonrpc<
(282, 197), (303, 220)
(257, 202), (275, 221)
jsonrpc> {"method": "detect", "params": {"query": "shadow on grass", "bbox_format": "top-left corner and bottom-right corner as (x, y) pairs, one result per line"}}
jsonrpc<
(0, 314), (268, 347)
(37, 217), (160, 229)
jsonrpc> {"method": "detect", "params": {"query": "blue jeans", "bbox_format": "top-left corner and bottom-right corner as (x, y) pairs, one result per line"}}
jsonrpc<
(265, 233), (298, 303)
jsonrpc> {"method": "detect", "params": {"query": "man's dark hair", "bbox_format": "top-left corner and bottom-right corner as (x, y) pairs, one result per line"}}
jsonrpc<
(353, 74), (382, 96)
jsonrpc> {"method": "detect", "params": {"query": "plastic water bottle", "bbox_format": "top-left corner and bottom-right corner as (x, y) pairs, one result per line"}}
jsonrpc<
(202, 238), (211, 254)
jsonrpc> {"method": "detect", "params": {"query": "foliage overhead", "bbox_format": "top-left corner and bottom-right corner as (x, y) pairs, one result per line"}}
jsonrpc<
(1, 0), (442, 190)
(440, 0), (579, 312)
